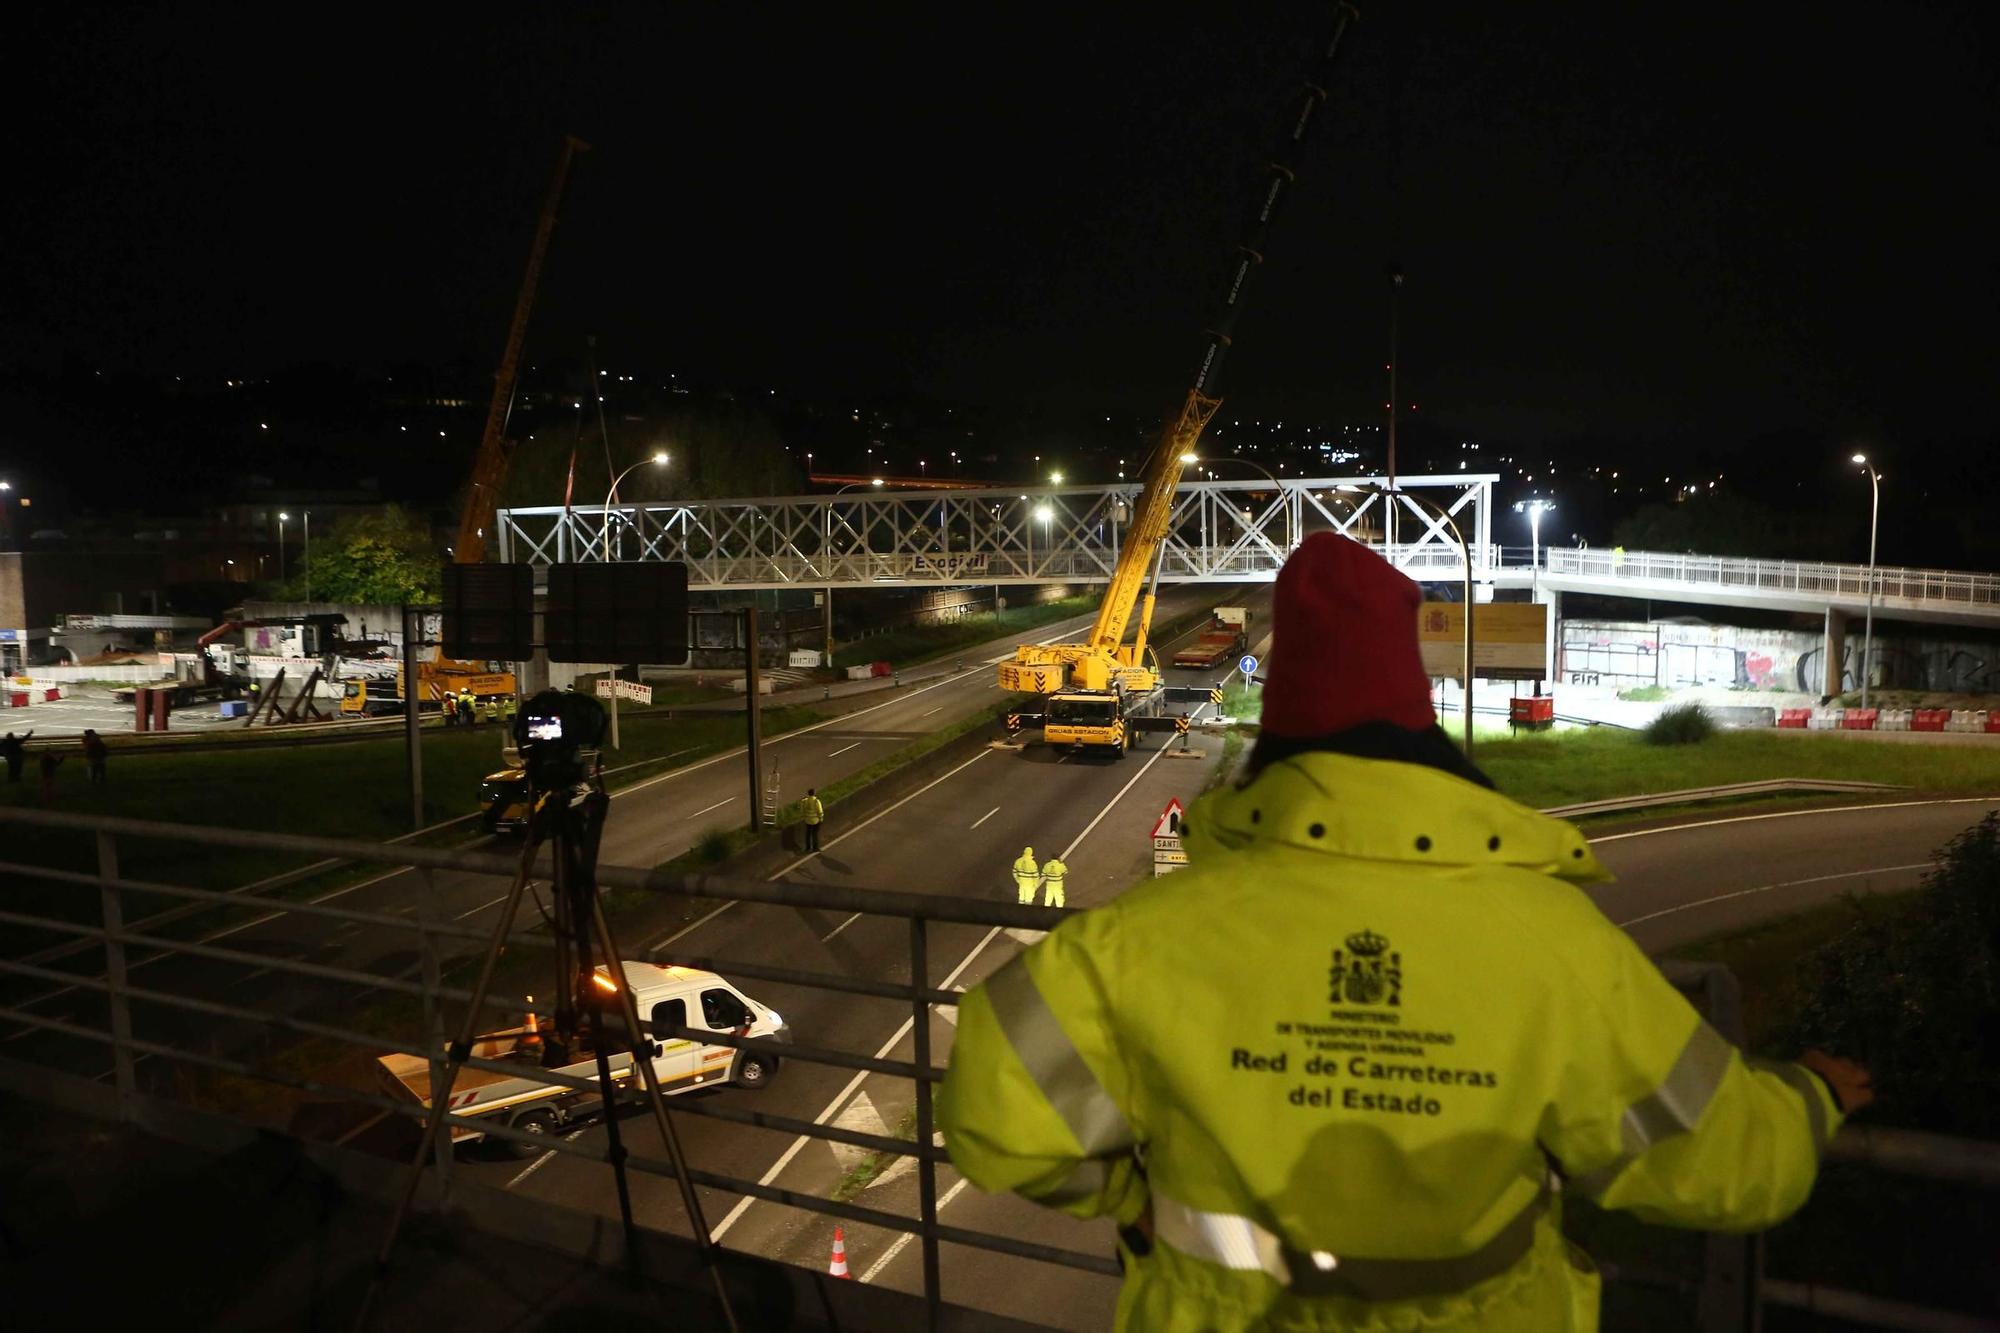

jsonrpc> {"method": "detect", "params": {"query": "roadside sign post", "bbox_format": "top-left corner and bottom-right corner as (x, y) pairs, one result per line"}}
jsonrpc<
(1151, 798), (1188, 876)
(402, 604), (424, 831)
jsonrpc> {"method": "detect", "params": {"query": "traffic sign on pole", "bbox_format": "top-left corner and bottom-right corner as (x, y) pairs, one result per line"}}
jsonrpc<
(1239, 654), (1259, 679)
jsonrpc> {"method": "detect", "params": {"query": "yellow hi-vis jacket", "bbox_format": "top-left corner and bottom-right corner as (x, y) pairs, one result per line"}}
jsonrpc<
(801, 795), (825, 825)
(941, 752), (1842, 1331)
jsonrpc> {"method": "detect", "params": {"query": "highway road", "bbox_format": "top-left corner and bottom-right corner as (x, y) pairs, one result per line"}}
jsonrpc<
(454, 785), (2000, 1331)
(9, 583), (1993, 1329)
(0, 587), (1227, 1078)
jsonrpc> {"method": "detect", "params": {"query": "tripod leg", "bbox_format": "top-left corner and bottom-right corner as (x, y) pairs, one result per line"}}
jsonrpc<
(351, 812), (548, 1333)
(592, 895), (741, 1333)
(563, 826), (647, 1282)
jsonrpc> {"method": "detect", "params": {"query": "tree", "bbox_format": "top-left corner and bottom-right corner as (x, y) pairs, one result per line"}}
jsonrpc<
(278, 505), (442, 604)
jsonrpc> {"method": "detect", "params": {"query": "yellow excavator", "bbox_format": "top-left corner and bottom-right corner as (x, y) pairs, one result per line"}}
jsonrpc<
(999, 5), (1359, 755)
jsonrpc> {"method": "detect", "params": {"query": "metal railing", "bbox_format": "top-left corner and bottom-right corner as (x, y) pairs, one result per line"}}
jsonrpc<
(0, 805), (1098, 1331)
(0, 806), (1993, 1330)
(1544, 547), (2000, 615)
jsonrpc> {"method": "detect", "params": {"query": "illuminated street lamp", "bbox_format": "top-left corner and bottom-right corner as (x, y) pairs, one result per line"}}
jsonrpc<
(278, 512), (289, 585)
(821, 479), (885, 664)
(1050, 470), (1064, 485)
(1191, 455), (1294, 551)
(1512, 499), (1555, 588)
(602, 451), (670, 561)
(1852, 454), (1882, 709)
(599, 450), (670, 750)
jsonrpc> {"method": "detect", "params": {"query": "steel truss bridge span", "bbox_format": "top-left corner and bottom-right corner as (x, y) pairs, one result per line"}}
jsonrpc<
(496, 474), (1497, 591)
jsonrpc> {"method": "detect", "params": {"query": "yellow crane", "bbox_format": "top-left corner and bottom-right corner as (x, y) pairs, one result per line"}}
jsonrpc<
(999, 5), (1360, 754)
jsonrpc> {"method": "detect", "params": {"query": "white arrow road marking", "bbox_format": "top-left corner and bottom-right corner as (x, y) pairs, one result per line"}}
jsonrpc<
(830, 1090), (892, 1171)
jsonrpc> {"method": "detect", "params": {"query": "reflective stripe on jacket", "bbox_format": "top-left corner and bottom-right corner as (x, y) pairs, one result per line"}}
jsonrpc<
(1012, 855), (1039, 883)
(940, 751), (1841, 1331)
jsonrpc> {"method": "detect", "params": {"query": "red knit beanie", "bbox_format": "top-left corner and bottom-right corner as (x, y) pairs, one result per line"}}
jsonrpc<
(1259, 532), (1437, 738)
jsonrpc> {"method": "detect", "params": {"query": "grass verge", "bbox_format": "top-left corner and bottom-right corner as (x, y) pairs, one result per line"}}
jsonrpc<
(2, 705), (824, 918)
(1478, 727), (2000, 812)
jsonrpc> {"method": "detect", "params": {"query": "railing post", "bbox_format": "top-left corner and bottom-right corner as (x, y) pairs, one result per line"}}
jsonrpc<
(95, 831), (138, 1118)
(910, 915), (943, 1329)
(418, 867), (453, 1184)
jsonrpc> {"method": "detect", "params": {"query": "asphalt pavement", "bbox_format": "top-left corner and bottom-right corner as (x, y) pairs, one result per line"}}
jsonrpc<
(0, 586), (1227, 1079)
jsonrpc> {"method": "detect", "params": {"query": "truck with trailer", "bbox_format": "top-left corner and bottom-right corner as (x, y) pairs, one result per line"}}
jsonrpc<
(1171, 607), (1251, 670)
(340, 658), (517, 717)
(375, 962), (787, 1156)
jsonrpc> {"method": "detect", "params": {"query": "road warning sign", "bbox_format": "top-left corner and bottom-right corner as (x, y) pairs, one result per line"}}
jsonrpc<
(1150, 799), (1185, 839)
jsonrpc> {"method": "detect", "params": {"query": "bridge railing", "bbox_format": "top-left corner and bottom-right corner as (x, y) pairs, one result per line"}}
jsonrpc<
(3, 806), (1986, 1329)
(1545, 547), (2000, 609)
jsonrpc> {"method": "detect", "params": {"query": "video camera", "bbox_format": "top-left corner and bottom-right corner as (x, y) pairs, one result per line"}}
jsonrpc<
(513, 689), (609, 791)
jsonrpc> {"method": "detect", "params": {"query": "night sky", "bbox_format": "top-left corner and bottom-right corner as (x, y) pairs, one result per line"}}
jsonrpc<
(6, 4), (1996, 478)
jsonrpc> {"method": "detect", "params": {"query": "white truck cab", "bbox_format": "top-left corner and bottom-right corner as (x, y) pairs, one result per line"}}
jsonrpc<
(377, 962), (789, 1156)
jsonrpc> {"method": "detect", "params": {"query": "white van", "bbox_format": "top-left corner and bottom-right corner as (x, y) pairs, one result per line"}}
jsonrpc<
(377, 962), (789, 1156)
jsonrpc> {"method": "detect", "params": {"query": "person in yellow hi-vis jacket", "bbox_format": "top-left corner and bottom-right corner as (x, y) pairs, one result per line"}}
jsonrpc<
(1040, 854), (1067, 908)
(1012, 847), (1041, 906)
(942, 534), (1871, 1333)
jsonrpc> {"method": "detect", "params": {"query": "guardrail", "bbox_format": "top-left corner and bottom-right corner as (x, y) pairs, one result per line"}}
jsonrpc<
(0, 807), (1990, 1330)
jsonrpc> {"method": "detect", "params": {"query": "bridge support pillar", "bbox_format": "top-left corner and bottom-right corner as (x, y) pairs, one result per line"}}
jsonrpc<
(1822, 607), (1848, 700)
(1539, 588), (1562, 684)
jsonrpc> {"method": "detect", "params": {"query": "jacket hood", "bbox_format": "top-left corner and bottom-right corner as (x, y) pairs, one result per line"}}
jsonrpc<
(1185, 751), (1611, 883)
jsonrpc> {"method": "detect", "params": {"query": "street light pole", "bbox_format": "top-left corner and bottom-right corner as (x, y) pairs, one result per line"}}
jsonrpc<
(278, 513), (288, 588)
(1513, 499), (1556, 692)
(1852, 454), (1882, 709)
(823, 478), (884, 667)
(597, 451), (671, 748)
(1362, 484), (1474, 755)
(302, 512), (311, 605)
(1190, 455), (1293, 552)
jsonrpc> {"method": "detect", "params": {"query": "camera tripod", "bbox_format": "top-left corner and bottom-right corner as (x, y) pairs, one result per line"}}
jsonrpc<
(353, 766), (740, 1332)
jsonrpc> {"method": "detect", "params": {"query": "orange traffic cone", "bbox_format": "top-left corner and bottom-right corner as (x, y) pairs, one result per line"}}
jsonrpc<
(828, 1225), (851, 1279)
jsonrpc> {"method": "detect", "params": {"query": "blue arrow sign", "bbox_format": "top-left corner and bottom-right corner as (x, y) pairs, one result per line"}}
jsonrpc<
(1239, 654), (1259, 677)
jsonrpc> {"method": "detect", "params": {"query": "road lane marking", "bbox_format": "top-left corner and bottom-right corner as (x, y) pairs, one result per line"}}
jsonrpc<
(828, 743), (861, 757)
(1588, 796), (2000, 844)
(645, 749), (995, 957)
(969, 807), (1000, 829)
(709, 733), (1182, 1243)
(610, 615), (1115, 803)
(861, 1177), (971, 1283)
(686, 796), (735, 819)
(820, 913), (862, 942)
(920, 707), (942, 718)
(453, 895), (510, 921)
(1617, 862), (1936, 929)
(506, 1127), (589, 1189)
(707, 925), (1003, 1243)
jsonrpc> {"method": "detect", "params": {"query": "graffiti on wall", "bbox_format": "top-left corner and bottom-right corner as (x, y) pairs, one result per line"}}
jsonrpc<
(1563, 621), (2000, 696)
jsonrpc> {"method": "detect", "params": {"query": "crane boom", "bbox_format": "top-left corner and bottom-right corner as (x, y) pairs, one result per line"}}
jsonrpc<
(1002, 5), (1359, 706)
(454, 134), (589, 565)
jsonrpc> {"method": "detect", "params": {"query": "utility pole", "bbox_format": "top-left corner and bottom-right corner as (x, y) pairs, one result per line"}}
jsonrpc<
(744, 606), (764, 830)
(403, 605), (424, 830)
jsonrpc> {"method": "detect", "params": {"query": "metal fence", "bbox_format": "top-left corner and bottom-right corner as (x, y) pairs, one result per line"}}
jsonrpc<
(0, 806), (1993, 1330)
(1544, 547), (2000, 616)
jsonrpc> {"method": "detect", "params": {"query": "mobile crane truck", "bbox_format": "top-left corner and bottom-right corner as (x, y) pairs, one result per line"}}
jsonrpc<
(999, 6), (1359, 756)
